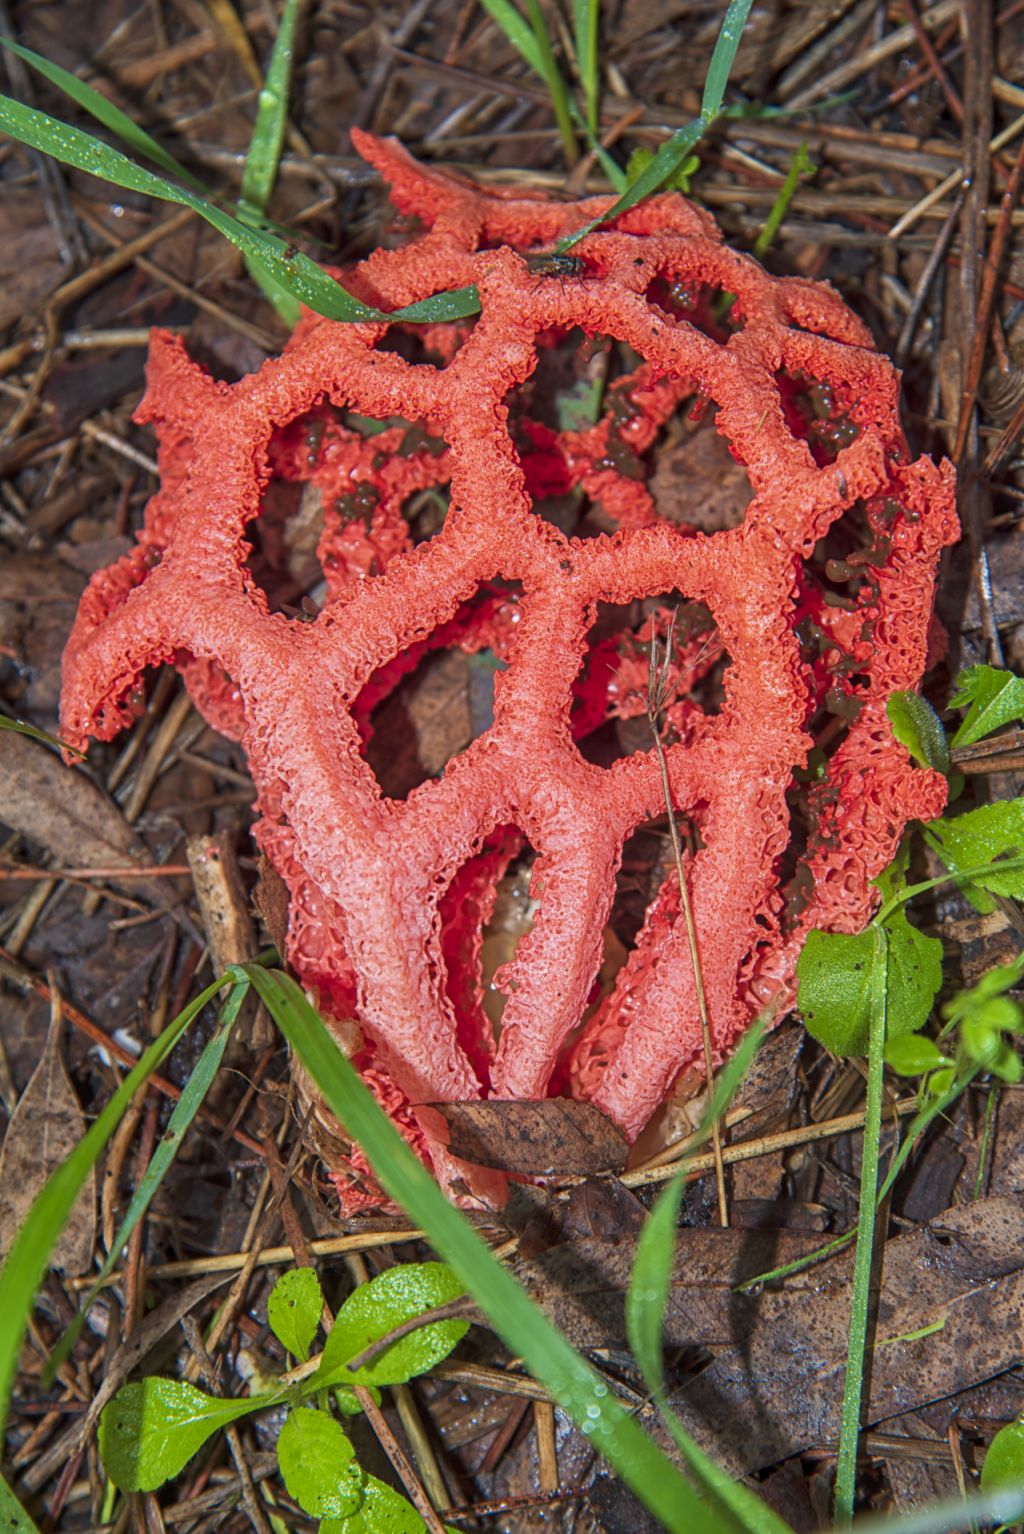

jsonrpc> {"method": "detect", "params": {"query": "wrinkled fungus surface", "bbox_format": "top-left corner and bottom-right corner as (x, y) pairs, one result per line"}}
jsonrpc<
(61, 133), (957, 1206)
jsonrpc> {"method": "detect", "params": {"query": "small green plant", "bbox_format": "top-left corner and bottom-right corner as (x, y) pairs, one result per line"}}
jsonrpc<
(885, 954), (1024, 1094)
(982, 1415), (1024, 1534)
(795, 663), (1024, 1523)
(98, 1261), (468, 1532)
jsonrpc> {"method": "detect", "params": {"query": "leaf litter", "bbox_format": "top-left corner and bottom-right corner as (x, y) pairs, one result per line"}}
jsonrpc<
(1, 0), (1024, 1530)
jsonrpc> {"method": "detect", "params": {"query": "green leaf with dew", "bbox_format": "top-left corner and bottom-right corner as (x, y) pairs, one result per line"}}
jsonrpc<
(572, 0), (600, 135)
(239, 964), (745, 1534)
(523, 0), (577, 162)
(0, 712), (85, 759)
(45, 981), (247, 1382)
(99, 1377), (274, 1491)
(0, 94), (479, 327)
(800, 850), (941, 1057)
(883, 1035), (948, 1076)
(625, 144), (699, 194)
(797, 927), (876, 1056)
(239, 0), (299, 218)
(268, 1266), (323, 1362)
(315, 1262), (468, 1390)
(0, 1473), (40, 1533)
(0, 970), (233, 1427)
(478, 0), (577, 163)
(950, 664), (1024, 748)
(881, 906), (943, 1041)
(0, 38), (204, 188)
(320, 1473), (459, 1534)
(276, 1408), (364, 1518)
(887, 690), (950, 776)
(558, 0), (753, 246)
(237, 0), (302, 325)
(925, 800), (1024, 900)
(834, 927), (888, 1523)
(981, 1417), (1024, 1495)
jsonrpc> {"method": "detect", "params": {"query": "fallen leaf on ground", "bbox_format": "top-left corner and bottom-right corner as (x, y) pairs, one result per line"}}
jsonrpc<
(426, 1098), (629, 1175)
(0, 995), (95, 1275)
(0, 729), (177, 910)
(661, 1194), (1024, 1474)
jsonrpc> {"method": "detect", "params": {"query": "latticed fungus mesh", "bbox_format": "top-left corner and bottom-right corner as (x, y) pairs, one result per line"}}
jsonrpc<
(61, 133), (956, 1206)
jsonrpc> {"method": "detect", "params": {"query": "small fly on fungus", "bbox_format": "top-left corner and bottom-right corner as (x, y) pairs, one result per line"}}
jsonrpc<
(525, 250), (587, 281)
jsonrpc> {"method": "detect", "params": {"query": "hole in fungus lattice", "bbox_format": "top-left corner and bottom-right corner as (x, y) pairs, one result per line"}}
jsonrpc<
(645, 272), (746, 340)
(648, 408), (754, 533)
(354, 581), (521, 799)
(244, 479), (325, 620)
(373, 313), (479, 369)
(438, 824), (529, 1087)
(574, 596), (727, 769)
(362, 647), (498, 800)
(262, 405), (452, 598)
(477, 836), (539, 1036)
(775, 367), (861, 465)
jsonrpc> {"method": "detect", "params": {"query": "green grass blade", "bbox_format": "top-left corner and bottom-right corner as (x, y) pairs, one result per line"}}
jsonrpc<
(43, 980), (249, 1381)
(557, 0), (754, 247)
(556, 116), (700, 248)
(479, 0), (577, 164)
(627, 1009), (768, 1395)
(0, 94), (479, 326)
(657, 1414), (795, 1534)
(753, 141), (815, 260)
(857, 1485), (1024, 1534)
(392, 286), (481, 323)
(0, 971), (232, 1427)
(241, 965), (746, 1534)
(238, 0), (302, 326)
(478, 0), (546, 74)
(239, 0), (300, 217)
(523, 0), (577, 164)
(833, 928), (888, 1525)
(0, 38), (205, 190)
(626, 1012), (791, 1534)
(572, 0), (600, 134)
(0, 713), (85, 760)
(700, 0), (755, 121)
(0, 1473), (41, 1533)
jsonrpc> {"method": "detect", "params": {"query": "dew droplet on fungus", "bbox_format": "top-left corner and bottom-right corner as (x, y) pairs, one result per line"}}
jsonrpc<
(60, 131), (957, 1208)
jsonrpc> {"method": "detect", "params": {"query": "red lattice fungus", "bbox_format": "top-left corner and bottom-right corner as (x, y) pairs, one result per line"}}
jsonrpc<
(61, 133), (957, 1206)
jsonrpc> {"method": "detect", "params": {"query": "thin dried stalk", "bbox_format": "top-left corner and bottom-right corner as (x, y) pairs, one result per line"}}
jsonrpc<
(646, 610), (728, 1226)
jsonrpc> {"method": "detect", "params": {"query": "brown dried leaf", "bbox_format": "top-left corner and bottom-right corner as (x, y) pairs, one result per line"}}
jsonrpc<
(650, 422), (752, 533)
(0, 729), (172, 909)
(661, 1195), (1024, 1474)
(0, 190), (63, 330)
(515, 1226), (823, 1352)
(254, 853), (290, 957)
(426, 1099), (629, 1175)
(0, 998), (95, 1275)
(367, 650), (475, 796)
